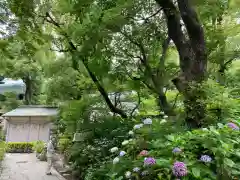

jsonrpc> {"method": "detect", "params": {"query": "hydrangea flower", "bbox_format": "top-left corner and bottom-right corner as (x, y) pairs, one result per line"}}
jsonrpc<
(119, 151), (126, 157)
(133, 124), (143, 130)
(163, 115), (168, 119)
(160, 111), (165, 115)
(113, 157), (120, 164)
(200, 155), (212, 163)
(133, 167), (140, 172)
(143, 118), (152, 125)
(160, 119), (167, 124)
(141, 170), (149, 176)
(125, 171), (131, 178)
(144, 157), (156, 166)
(172, 147), (182, 154)
(139, 150), (148, 156)
(110, 147), (118, 153)
(128, 130), (134, 135)
(122, 140), (129, 146)
(172, 162), (187, 177)
(227, 122), (239, 130)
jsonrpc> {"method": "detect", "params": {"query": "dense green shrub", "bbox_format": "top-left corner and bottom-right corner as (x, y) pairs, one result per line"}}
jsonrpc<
(0, 141), (6, 160)
(100, 117), (240, 180)
(33, 141), (45, 154)
(58, 137), (71, 154)
(0, 127), (5, 141)
(204, 80), (240, 124)
(67, 116), (133, 180)
(6, 142), (34, 153)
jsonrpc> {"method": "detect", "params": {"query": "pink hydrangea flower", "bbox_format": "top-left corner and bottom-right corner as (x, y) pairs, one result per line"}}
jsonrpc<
(172, 161), (187, 177)
(139, 150), (148, 156)
(227, 122), (239, 130)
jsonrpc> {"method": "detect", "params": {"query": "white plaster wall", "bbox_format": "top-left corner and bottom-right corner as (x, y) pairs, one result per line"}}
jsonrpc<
(38, 123), (50, 142)
(6, 116), (51, 142)
(7, 123), (29, 142)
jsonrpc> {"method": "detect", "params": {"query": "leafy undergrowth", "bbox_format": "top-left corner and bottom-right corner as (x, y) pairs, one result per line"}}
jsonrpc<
(0, 141), (6, 161)
(94, 118), (240, 180)
(6, 142), (34, 153)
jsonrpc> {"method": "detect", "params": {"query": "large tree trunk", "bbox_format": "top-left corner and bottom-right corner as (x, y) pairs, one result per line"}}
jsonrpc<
(156, 0), (207, 128)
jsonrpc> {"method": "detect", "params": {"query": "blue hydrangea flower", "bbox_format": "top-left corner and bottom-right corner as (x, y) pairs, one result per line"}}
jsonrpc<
(200, 155), (212, 163)
(119, 151), (126, 157)
(172, 147), (182, 154)
(133, 167), (140, 172)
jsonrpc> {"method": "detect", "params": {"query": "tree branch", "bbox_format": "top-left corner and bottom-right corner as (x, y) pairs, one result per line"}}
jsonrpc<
(219, 51), (240, 73)
(145, 8), (163, 20)
(40, 12), (127, 119)
(130, 92), (141, 118)
(157, 36), (170, 76)
(49, 48), (70, 52)
(172, 93), (180, 109)
(120, 31), (148, 64)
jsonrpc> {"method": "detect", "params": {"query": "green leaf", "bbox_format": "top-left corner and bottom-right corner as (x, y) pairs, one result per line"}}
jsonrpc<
(156, 159), (170, 167)
(224, 158), (235, 167)
(166, 135), (175, 141)
(192, 167), (200, 177)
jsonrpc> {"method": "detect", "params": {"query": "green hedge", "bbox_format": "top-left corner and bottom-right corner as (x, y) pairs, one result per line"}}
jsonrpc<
(6, 142), (34, 153)
(33, 141), (45, 154)
(0, 141), (6, 160)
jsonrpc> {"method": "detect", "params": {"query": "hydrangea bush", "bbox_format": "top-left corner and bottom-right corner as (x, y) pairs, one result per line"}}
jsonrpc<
(102, 116), (240, 180)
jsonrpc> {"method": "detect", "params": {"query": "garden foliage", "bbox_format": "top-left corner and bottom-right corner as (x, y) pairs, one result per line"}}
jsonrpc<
(0, 141), (6, 161)
(101, 118), (240, 179)
(6, 142), (34, 153)
(0, 0), (240, 179)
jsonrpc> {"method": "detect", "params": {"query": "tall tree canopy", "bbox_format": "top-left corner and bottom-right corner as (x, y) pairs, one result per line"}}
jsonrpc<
(0, 0), (239, 125)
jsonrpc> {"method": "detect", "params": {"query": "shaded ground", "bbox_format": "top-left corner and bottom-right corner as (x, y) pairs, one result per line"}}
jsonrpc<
(0, 153), (66, 180)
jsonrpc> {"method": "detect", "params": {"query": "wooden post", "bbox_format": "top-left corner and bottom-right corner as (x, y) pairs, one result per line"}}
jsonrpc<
(37, 123), (40, 141)
(27, 116), (31, 142)
(6, 117), (10, 142)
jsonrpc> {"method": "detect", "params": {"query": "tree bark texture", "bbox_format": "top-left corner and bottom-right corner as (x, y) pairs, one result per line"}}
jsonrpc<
(155, 0), (207, 128)
(23, 75), (32, 105)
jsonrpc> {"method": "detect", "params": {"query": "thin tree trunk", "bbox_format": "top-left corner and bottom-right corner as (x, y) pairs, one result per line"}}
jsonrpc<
(158, 91), (175, 116)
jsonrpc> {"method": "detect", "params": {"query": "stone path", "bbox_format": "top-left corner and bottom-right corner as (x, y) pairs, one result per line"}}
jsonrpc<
(0, 153), (66, 180)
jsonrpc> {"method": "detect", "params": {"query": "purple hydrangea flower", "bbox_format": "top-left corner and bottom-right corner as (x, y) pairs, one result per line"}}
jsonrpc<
(200, 155), (212, 163)
(172, 147), (182, 154)
(144, 157), (156, 166)
(227, 122), (239, 130)
(172, 162), (187, 177)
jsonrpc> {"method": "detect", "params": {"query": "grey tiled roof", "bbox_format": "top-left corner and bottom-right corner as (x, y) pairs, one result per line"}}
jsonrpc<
(2, 105), (58, 117)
